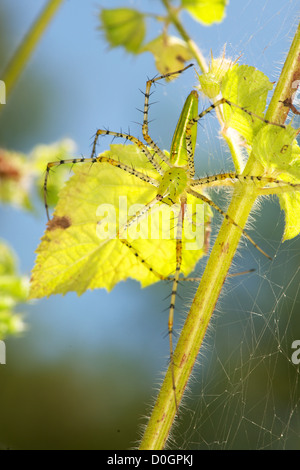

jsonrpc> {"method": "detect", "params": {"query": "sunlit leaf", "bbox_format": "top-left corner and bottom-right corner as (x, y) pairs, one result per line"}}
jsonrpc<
(100, 8), (145, 53)
(197, 53), (235, 99)
(198, 61), (300, 241)
(253, 125), (297, 172)
(279, 190), (300, 241)
(31, 138), (77, 208)
(142, 35), (193, 77)
(276, 141), (300, 241)
(30, 144), (211, 298)
(181, 0), (227, 25)
(221, 65), (274, 144)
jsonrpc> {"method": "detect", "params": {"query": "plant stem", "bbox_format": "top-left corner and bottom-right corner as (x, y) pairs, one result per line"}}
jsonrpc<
(139, 19), (300, 451)
(265, 21), (300, 125)
(139, 181), (259, 451)
(0, 0), (64, 104)
(161, 0), (208, 74)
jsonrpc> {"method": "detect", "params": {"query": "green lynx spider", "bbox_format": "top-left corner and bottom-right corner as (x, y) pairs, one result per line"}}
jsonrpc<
(44, 64), (300, 412)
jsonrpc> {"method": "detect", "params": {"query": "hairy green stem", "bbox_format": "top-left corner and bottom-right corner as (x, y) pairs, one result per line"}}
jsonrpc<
(0, 0), (64, 104)
(265, 21), (300, 125)
(139, 19), (300, 451)
(161, 0), (208, 74)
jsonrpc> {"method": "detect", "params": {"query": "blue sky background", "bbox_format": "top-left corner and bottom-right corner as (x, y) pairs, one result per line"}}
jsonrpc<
(0, 0), (300, 450)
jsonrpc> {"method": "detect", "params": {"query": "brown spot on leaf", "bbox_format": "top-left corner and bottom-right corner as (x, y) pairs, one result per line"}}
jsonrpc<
(47, 215), (71, 231)
(280, 144), (289, 153)
(0, 151), (21, 181)
(176, 55), (185, 64)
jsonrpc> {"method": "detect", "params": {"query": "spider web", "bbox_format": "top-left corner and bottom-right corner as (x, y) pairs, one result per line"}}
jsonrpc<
(151, 0), (300, 449)
(168, 232), (300, 450)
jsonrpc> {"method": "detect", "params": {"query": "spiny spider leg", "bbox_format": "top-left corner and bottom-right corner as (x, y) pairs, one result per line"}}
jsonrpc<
(187, 187), (272, 259)
(190, 172), (300, 190)
(116, 193), (188, 413)
(91, 129), (165, 175)
(117, 194), (164, 239)
(142, 64), (194, 168)
(185, 99), (286, 178)
(167, 196), (186, 413)
(44, 154), (159, 220)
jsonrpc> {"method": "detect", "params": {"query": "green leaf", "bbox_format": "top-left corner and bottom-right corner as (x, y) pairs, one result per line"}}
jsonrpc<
(0, 241), (27, 339)
(0, 148), (32, 210)
(0, 275), (28, 301)
(197, 54), (234, 99)
(279, 190), (300, 241)
(0, 139), (76, 212)
(284, 143), (300, 180)
(252, 125), (298, 173)
(30, 144), (211, 298)
(0, 310), (25, 339)
(275, 140), (300, 241)
(142, 35), (193, 78)
(198, 64), (274, 143)
(181, 0), (227, 25)
(221, 65), (274, 144)
(31, 138), (77, 208)
(0, 240), (16, 275)
(199, 61), (300, 241)
(100, 8), (145, 53)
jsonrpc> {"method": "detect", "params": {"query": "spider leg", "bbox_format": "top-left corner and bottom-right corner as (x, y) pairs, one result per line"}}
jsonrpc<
(187, 187), (272, 260)
(142, 64), (194, 168)
(185, 98), (286, 178)
(117, 194), (163, 239)
(191, 173), (300, 190)
(44, 155), (159, 221)
(167, 196), (186, 414)
(256, 181), (300, 196)
(179, 268), (255, 282)
(91, 129), (165, 176)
